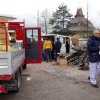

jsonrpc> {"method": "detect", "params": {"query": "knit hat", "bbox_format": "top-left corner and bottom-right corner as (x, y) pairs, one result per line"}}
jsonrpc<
(93, 29), (100, 34)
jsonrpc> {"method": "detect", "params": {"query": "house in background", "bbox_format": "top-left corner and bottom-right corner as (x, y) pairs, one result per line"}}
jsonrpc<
(68, 8), (95, 47)
(68, 8), (95, 38)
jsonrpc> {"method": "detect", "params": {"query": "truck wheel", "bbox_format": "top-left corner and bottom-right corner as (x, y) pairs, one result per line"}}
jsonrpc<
(7, 69), (21, 93)
(14, 69), (20, 92)
(23, 64), (27, 70)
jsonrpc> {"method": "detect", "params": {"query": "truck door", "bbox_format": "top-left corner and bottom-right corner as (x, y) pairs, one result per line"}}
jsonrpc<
(25, 27), (42, 63)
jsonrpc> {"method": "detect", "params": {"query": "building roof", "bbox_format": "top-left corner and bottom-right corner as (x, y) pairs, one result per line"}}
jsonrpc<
(68, 8), (95, 32)
(0, 15), (17, 21)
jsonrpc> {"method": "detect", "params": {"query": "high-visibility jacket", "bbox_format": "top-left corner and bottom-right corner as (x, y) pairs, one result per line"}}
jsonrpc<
(43, 40), (52, 50)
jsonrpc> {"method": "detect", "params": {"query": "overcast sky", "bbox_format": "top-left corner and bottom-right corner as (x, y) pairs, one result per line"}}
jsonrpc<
(0, 0), (100, 28)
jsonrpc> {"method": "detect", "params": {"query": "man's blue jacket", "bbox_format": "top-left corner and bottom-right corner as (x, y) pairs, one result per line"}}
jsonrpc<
(87, 35), (100, 62)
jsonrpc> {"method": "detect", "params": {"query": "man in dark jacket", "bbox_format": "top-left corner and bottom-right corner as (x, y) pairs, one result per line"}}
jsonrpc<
(54, 38), (62, 61)
(65, 40), (70, 54)
(87, 29), (100, 88)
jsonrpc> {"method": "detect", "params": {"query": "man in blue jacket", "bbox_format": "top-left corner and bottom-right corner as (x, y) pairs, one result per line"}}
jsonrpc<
(87, 29), (100, 88)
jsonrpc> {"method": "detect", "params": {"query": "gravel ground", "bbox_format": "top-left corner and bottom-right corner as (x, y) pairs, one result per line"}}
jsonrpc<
(0, 61), (100, 100)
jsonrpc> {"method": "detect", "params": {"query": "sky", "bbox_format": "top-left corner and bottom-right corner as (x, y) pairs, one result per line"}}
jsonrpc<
(0, 0), (100, 28)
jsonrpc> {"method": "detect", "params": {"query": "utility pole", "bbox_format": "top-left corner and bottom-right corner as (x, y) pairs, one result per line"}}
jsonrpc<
(37, 10), (39, 26)
(45, 9), (47, 34)
(42, 9), (48, 34)
(62, 6), (65, 32)
(44, 17), (47, 34)
(87, 3), (89, 38)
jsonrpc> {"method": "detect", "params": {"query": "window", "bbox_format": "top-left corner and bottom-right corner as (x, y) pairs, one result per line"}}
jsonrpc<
(26, 29), (38, 43)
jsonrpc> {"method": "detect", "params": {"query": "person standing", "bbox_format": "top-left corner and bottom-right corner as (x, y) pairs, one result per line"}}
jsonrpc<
(87, 29), (100, 88)
(42, 38), (46, 61)
(51, 39), (55, 61)
(54, 38), (62, 61)
(43, 37), (52, 62)
(65, 40), (70, 54)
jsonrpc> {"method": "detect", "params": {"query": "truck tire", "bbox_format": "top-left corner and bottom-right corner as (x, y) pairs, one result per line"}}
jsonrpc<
(7, 69), (21, 93)
(14, 69), (21, 92)
(22, 64), (27, 70)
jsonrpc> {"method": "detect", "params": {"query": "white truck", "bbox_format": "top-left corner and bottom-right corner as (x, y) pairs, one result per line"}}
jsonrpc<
(41, 34), (72, 54)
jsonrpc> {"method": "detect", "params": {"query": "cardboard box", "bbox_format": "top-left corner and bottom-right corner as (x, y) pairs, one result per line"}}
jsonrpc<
(57, 58), (67, 66)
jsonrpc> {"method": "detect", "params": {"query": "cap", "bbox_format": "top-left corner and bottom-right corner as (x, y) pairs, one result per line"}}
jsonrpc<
(93, 29), (100, 34)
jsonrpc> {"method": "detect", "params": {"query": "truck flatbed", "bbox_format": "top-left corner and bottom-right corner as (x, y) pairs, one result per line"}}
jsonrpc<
(0, 49), (25, 75)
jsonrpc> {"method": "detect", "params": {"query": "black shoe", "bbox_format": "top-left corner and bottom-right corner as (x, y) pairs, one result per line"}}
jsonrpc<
(90, 84), (98, 88)
(88, 77), (90, 80)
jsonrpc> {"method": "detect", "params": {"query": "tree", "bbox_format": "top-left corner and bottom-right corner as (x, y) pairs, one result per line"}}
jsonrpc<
(49, 3), (72, 35)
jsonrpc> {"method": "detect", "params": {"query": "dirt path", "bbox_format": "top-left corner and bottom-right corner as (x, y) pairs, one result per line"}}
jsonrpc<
(0, 62), (100, 100)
